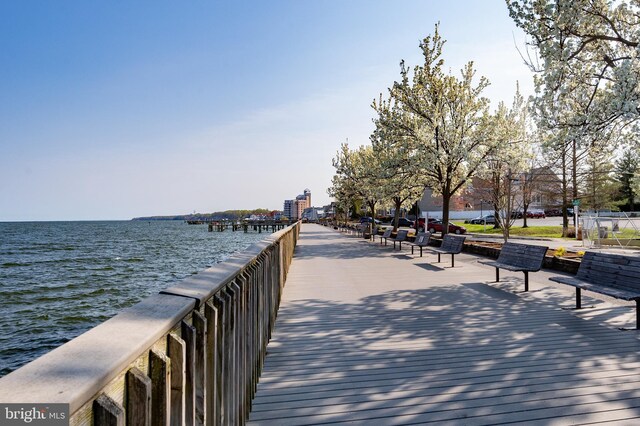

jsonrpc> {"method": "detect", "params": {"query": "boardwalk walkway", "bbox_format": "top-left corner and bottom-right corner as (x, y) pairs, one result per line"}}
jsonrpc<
(249, 224), (640, 425)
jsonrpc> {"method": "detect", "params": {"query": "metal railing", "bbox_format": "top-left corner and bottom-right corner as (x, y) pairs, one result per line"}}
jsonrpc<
(581, 212), (640, 249)
(0, 222), (300, 425)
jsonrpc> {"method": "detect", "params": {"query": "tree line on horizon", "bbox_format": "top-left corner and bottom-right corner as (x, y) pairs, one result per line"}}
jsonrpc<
(132, 208), (277, 221)
(330, 1), (640, 240)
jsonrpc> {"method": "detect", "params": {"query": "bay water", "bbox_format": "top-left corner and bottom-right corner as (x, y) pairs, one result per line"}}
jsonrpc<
(0, 220), (266, 377)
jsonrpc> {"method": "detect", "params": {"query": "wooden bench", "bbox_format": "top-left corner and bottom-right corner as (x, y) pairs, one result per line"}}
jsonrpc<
(479, 242), (548, 292)
(549, 251), (640, 329)
(426, 234), (466, 267)
(390, 229), (409, 250)
(380, 229), (392, 246)
(408, 232), (431, 257)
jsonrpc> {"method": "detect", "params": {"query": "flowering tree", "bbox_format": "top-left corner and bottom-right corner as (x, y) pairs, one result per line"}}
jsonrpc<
(507, 0), (640, 135)
(479, 88), (531, 240)
(372, 25), (496, 235)
(370, 120), (427, 232)
(330, 143), (388, 227)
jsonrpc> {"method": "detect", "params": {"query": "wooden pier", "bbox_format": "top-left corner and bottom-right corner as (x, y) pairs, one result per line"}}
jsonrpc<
(249, 224), (640, 425)
(208, 220), (293, 233)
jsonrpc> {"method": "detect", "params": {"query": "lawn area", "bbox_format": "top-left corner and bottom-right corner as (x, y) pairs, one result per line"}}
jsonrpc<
(456, 222), (565, 238)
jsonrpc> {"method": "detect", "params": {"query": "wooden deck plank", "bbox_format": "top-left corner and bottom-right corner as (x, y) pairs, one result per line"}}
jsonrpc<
(248, 224), (640, 425)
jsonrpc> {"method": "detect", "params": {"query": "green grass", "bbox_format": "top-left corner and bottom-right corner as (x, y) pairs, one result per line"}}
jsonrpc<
(455, 222), (565, 238)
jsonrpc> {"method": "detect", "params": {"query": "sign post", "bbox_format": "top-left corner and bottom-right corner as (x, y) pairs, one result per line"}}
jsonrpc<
(572, 199), (580, 240)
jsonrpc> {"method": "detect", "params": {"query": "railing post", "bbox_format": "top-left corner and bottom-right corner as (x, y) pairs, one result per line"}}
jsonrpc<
(94, 393), (125, 425)
(209, 296), (225, 425)
(126, 367), (152, 426)
(180, 321), (196, 425)
(149, 350), (170, 426)
(193, 311), (207, 425)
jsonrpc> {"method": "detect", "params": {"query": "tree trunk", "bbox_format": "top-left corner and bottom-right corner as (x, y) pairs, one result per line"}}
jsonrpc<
(503, 173), (512, 242)
(368, 200), (376, 220)
(491, 169), (501, 229)
(441, 191), (450, 237)
(572, 139), (578, 231)
(562, 149), (569, 237)
(392, 197), (402, 233)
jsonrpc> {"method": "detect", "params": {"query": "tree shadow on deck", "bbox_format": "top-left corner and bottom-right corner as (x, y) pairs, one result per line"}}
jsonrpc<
(251, 280), (640, 425)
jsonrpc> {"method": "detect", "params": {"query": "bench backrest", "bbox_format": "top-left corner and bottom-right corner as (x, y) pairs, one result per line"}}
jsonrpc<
(414, 232), (431, 247)
(382, 229), (392, 238)
(577, 251), (640, 292)
(497, 242), (548, 271)
(395, 230), (408, 241)
(441, 234), (466, 253)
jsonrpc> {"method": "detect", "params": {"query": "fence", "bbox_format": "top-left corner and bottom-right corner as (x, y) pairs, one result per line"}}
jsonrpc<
(581, 212), (640, 249)
(0, 222), (300, 425)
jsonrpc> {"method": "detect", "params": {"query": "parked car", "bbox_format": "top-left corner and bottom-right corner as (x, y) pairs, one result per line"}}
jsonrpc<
(359, 217), (381, 224)
(396, 217), (415, 227)
(526, 210), (546, 219)
(426, 220), (467, 234)
(417, 217), (438, 227)
(468, 215), (496, 225)
(544, 208), (562, 217)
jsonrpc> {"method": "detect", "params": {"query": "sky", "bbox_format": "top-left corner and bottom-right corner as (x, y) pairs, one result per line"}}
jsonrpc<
(0, 1), (535, 221)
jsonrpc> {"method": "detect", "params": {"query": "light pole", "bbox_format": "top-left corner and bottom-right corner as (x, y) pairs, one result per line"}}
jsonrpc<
(480, 199), (488, 232)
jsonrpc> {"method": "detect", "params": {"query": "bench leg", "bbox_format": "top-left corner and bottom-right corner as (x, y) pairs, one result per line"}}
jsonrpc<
(451, 254), (455, 268)
(419, 247), (423, 257)
(524, 271), (529, 292)
(411, 246), (414, 255)
(495, 267), (500, 282)
(576, 288), (581, 309)
(437, 253), (441, 263)
(636, 300), (639, 330)
(399, 242), (402, 250)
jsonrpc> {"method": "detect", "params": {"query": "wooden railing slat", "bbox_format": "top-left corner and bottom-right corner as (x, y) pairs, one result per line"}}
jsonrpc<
(126, 367), (152, 426)
(149, 349), (170, 426)
(94, 393), (125, 426)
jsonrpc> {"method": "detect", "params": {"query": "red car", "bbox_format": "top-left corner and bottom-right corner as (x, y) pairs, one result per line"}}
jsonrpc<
(526, 210), (546, 219)
(426, 220), (467, 234)
(417, 217), (439, 227)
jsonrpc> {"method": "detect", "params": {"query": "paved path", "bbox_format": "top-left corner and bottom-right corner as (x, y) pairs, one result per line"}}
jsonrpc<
(248, 224), (640, 425)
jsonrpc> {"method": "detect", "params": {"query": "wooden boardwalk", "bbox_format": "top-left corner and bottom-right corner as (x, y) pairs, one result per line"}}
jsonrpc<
(248, 224), (640, 425)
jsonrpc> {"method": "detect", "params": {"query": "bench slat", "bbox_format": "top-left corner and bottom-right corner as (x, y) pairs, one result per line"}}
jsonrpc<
(550, 276), (640, 301)
(549, 251), (640, 328)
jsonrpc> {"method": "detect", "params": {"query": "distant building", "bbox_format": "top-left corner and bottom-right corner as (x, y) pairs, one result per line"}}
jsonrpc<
(304, 188), (311, 206)
(418, 168), (563, 216)
(284, 189), (312, 220)
(283, 200), (294, 219)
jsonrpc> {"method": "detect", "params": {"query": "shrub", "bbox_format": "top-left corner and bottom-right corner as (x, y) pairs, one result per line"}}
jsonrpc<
(554, 246), (567, 257)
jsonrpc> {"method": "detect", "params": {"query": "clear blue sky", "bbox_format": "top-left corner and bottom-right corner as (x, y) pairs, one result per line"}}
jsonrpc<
(0, 1), (533, 221)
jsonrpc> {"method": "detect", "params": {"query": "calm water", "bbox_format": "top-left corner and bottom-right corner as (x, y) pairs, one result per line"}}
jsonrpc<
(0, 220), (266, 377)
